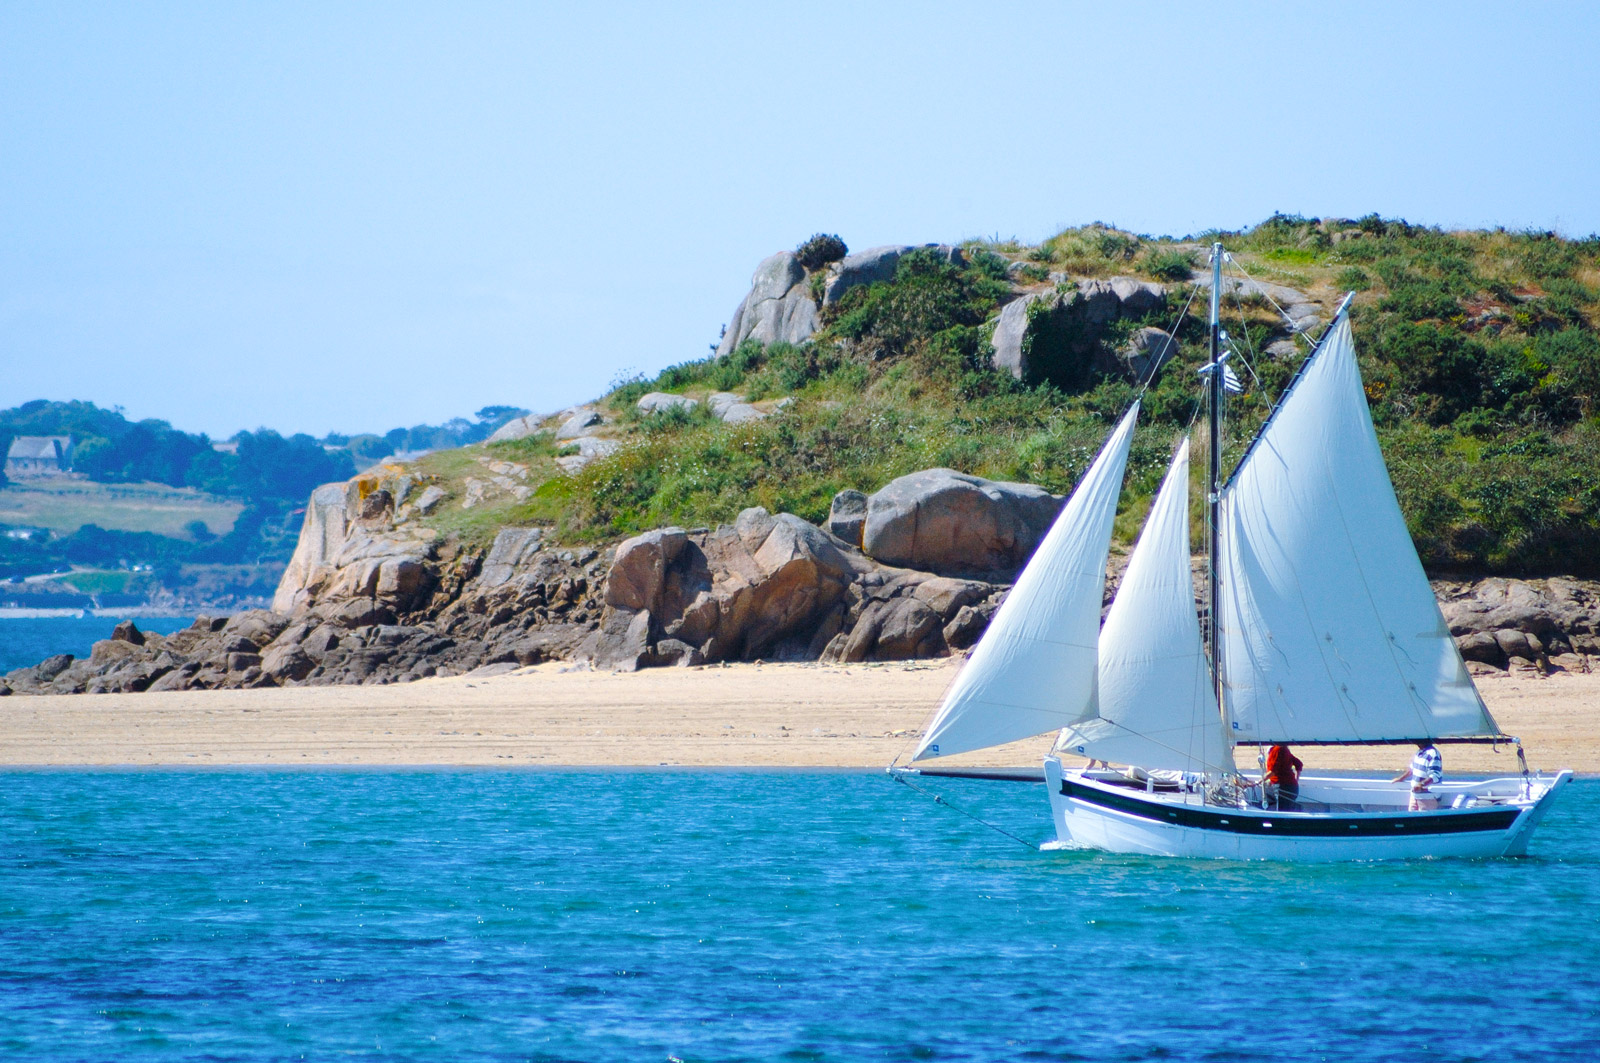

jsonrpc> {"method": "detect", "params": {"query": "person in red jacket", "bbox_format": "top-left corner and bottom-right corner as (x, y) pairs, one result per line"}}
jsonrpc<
(1265, 744), (1303, 810)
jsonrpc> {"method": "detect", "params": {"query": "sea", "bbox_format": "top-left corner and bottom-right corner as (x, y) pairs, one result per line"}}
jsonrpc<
(0, 616), (196, 674)
(2, 770), (1597, 1061)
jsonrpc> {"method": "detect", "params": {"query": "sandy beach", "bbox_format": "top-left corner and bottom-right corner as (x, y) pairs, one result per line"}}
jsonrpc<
(1, 658), (1596, 774)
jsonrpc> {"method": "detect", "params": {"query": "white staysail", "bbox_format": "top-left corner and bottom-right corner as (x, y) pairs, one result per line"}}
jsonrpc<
(913, 404), (1138, 761)
(1220, 316), (1497, 743)
(1057, 438), (1230, 772)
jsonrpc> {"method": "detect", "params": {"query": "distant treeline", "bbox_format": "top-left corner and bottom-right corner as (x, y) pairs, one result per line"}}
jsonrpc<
(0, 400), (528, 581)
(0, 400), (354, 501)
(323, 406), (528, 465)
(0, 400), (530, 497)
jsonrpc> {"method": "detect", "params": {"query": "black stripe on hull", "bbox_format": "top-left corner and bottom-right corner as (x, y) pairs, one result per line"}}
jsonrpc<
(1059, 780), (1522, 837)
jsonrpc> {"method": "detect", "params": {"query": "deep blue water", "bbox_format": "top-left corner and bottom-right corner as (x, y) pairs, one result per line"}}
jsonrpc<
(2, 771), (1597, 1061)
(0, 617), (194, 673)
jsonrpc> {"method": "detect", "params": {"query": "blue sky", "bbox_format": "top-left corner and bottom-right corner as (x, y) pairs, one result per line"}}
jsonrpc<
(3, 2), (1597, 438)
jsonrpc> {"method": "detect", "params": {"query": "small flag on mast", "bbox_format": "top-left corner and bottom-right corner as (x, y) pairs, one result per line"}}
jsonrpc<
(1198, 356), (1244, 394)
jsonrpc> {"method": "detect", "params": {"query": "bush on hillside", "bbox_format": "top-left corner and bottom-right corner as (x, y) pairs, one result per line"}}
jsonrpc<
(827, 247), (1010, 361)
(796, 233), (848, 271)
(1336, 266), (1371, 291)
(1032, 225), (1144, 275)
(1142, 248), (1194, 282)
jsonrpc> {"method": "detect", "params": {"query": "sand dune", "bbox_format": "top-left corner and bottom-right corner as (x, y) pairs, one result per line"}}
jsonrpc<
(0, 658), (1594, 775)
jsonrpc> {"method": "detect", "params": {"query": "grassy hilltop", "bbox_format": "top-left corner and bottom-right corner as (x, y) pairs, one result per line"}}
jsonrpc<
(407, 215), (1600, 578)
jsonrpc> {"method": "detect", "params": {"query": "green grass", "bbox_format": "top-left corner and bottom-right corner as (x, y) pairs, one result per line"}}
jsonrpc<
(403, 443), (561, 550)
(0, 479), (243, 538)
(56, 569), (149, 596)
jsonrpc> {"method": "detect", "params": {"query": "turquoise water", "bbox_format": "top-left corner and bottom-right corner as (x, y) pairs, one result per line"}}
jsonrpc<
(3, 771), (1597, 1061)
(0, 617), (194, 673)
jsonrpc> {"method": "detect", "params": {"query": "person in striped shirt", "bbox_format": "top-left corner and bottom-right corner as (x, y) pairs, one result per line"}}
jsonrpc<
(1393, 740), (1443, 810)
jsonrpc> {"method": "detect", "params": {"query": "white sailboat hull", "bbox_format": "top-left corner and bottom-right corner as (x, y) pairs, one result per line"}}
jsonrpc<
(1042, 757), (1571, 862)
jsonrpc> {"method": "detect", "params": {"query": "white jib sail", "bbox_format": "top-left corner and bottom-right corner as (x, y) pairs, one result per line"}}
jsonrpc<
(913, 403), (1139, 761)
(1220, 315), (1497, 743)
(1057, 438), (1230, 772)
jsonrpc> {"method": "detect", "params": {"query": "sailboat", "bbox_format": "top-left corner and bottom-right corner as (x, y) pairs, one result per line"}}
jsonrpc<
(896, 244), (1571, 861)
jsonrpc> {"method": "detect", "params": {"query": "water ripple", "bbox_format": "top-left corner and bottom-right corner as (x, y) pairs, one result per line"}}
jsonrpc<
(1, 770), (1596, 1060)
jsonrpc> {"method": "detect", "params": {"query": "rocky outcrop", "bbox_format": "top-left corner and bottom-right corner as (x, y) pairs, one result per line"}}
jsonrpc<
(860, 468), (1064, 580)
(478, 527), (545, 587)
(272, 476), (441, 617)
(707, 392), (765, 424)
(637, 392), (697, 414)
(1075, 277), (1165, 323)
(828, 489), (868, 548)
(487, 413), (543, 442)
(1116, 327), (1180, 382)
(4, 526), (613, 694)
(989, 294), (1039, 380)
(583, 506), (1007, 671)
(711, 241), (967, 357)
(821, 244), (966, 307)
(1435, 577), (1600, 673)
(990, 277), (1170, 382)
(714, 252), (819, 357)
(555, 407), (604, 440)
(586, 508), (859, 670)
(555, 436), (622, 473)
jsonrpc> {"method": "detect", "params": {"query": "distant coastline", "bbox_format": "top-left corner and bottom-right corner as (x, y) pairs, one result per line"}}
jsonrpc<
(0, 606), (211, 620)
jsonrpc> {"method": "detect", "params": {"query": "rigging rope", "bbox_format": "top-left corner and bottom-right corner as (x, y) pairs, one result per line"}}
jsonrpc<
(1221, 253), (1306, 340)
(1220, 262), (1269, 397)
(1134, 280), (1204, 399)
(888, 769), (1043, 852)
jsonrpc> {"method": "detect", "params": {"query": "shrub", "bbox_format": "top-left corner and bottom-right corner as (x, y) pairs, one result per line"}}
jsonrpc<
(1453, 408), (1501, 438)
(796, 233), (848, 271)
(1336, 266), (1371, 291)
(1036, 225), (1144, 275)
(1097, 231), (1140, 260)
(1370, 321), (1490, 424)
(1143, 248), (1194, 282)
(607, 373), (652, 408)
(1535, 328), (1600, 416)
(1513, 231), (1579, 280)
(826, 248), (1010, 361)
(636, 402), (710, 435)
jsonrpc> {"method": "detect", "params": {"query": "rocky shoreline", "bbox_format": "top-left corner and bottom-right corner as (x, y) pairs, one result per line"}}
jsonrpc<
(0, 463), (1036, 695)
(3, 456), (1596, 696)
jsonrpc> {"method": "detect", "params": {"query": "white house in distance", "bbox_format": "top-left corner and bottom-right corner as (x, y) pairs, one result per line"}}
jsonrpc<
(4, 436), (75, 478)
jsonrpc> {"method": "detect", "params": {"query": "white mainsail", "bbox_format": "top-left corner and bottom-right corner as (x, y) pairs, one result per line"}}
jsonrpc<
(1220, 315), (1497, 743)
(1057, 438), (1230, 772)
(912, 403), (1139, 760)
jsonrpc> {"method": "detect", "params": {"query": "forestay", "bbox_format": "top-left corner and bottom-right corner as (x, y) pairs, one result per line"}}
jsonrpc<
(913, 404), (1139, 760)
(1220, 316), (1496, 743)
(1057, 438), (1230, 772)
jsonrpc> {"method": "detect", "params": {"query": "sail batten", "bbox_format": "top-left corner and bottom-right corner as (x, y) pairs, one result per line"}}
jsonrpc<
(1220, 316), (1497, 744)
(1058, 438), (1229, 773)
(912, 404), (1138, 761)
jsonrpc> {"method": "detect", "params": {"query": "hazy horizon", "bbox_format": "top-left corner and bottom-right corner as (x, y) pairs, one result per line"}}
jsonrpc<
(5, 2), (1598, 437)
